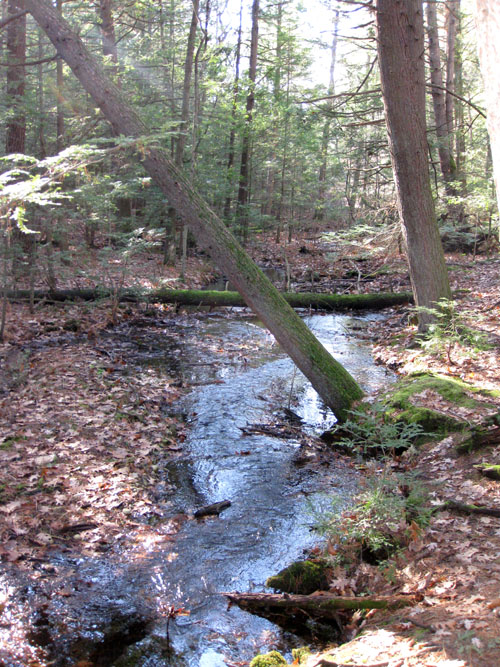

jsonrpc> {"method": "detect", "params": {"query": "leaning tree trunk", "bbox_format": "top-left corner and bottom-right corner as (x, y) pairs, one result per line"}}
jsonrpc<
(376, 0), (451, 330)
(25, 0), (363, 421)
(473, 0), (500, 216)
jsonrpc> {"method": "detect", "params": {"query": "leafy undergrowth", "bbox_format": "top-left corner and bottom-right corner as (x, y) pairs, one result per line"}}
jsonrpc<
(297, 255), (500, 666)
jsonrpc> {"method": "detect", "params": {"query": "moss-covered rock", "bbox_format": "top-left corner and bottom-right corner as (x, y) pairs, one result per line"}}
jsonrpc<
(383, 373), (498, 435)
(249, 650), (287, 667)
(112, 636), (185, 666)
(265, 560), (330, 595)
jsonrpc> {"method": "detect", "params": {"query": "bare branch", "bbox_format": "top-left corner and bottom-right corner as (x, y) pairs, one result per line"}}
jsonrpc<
(0, 10), (28, 31)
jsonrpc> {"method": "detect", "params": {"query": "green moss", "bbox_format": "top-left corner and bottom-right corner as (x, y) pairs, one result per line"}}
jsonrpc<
(383, 373), (498, 434)
(266, 560), (329, 595)
(249, 651), (287, 667)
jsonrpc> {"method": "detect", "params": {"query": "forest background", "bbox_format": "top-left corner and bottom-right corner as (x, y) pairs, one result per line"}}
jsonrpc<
(1, 0), (494, 306)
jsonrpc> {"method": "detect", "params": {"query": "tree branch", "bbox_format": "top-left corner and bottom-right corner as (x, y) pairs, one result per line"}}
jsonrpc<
(0, 10), (28, 31)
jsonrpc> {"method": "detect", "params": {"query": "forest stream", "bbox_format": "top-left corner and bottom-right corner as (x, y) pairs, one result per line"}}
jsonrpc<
(8, 311), (393, 667)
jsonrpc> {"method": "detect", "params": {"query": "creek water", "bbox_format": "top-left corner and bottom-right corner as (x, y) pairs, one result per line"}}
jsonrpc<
(35, 311), (393, 666)
(147, 313), (392, 666)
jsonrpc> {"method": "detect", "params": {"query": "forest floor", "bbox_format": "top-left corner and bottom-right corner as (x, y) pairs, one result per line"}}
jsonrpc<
(1, 230), (500, 666)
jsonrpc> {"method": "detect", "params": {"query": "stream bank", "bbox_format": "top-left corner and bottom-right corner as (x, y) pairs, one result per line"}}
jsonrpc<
(0, 308), (392, 666)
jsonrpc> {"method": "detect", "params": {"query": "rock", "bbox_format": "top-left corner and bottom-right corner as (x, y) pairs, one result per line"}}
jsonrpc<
(250, 650), (287, 667)
(265, 560), (330, 595)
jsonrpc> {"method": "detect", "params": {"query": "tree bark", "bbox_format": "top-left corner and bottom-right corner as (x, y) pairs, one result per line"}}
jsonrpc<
(473, 0), (500, 215)
(5, 287), (413, 311)
(5, 0), (26, 154)
(25, 0), (364, 421)
(376, 0), (451, 330)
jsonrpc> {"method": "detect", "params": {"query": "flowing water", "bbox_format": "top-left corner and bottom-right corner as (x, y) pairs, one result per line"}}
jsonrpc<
(24, 311), (393, 666)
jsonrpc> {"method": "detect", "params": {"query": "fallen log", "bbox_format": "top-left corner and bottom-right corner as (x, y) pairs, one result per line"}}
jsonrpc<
(455, 425), (500, 454)
(6, 287), (413, 311)
(224, 592), (417, 622)
(434, 499), (500, 517)
(475, 463), (500, 481)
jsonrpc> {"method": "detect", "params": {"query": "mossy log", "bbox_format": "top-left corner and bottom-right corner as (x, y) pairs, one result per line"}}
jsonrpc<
(434, 499), (500, 517)
(456, 426), (500, 454)
(475, 463), (500, 481)
(6, 287), (412, 311)
(224, 592), (417, 622)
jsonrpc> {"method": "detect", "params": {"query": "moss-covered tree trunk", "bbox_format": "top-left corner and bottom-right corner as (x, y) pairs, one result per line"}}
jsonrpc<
(25, 0), (363, 420)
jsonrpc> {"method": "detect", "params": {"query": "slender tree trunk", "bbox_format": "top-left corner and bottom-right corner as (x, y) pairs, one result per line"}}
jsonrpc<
(474, 0), (500, 216)
(445, 0), (457, 139)
(223, 0), (243, 222)
(37, 29), (47, 158)
(6, 0), (26, 154)
(236, 0), (259, 245)
(99, 0), (119, 65)
(453, 2), (466, 194)
(265, 1), (283, 224)
(26, 0), (363, 420)
(315, 8), (340, 221)
(55, 0), (64, 151)
(192, 0), (210, 173)
(176, 0), (199, 278)
(175, 0), (199, 167)
(426, 1), (456, 196)
(376, 0), (451, 330)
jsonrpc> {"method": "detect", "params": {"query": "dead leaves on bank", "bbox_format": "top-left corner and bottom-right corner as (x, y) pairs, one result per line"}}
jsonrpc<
(0, 338), (186, 563)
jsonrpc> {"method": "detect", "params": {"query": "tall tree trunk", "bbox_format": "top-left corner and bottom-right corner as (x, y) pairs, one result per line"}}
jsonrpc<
(176, 0), (200, 278)
(376, 0), (451, 330)
(426, 0), (456, 196)
(175, 0), (199, 167)
(26, 0), (363, 420)
(223, 0), (243, 222)
(99, 0), (119, 65)
(264, 0), (283, 224)
(236, 0), (259, 245)
(6, 0), (26, 154)
(315, 8), (340, 221)
(55, 0), (64, 152)
(445, 0), (457, 139)
(452, 2), (466, 194)
(37, 29), (47, 158)
(474, 0), (500, 216)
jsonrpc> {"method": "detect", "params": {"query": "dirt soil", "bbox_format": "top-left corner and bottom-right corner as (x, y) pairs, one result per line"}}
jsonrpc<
(1, 233), (500, 666)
